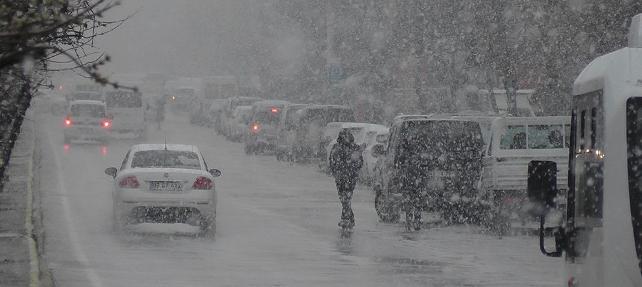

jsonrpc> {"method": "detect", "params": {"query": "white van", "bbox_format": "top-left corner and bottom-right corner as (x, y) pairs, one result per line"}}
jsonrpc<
(104, 90), (145, 137)
(483, 116), (570, 222)
(529, 14), (642, 287)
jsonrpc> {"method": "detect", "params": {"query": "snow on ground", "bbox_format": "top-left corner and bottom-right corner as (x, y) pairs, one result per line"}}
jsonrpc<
(37, 112), (565, 287)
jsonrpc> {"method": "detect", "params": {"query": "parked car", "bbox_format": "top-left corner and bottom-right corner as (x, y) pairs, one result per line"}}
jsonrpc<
(105, 144), (221, 237)
(244, 100), (290, 154)
(359, 126), (389, 184)
(275, 104), (308, 161)
(63, 100), (112, 144)
(218, 97), (262, 137)
(205, 99), (227, 128)
(291, 105), (355, 161)
(373, 117), (486, 225)
(228, 106), (253, 142)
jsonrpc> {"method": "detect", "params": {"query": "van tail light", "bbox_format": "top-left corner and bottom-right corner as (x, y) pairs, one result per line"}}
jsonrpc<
(193, 176), (213, 190)
(101, 119), (111, 128)
(118, 176), (140, 188)
(64, 117), (72, 127)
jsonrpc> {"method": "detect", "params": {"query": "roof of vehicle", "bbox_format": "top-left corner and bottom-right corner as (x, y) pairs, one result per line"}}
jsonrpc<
(233, 105), (253, 112)
(299, 104), (352, 112)
(392, 114), (433, 123)
(327, 121), (374, 128)
(130, 144), (200, 153)
(392, 117), (483, 127)
(69, 100), (105, 106)
(230, 96), (261, 102)
(284, 103), (308, 109)
(252, 100), (290, 108)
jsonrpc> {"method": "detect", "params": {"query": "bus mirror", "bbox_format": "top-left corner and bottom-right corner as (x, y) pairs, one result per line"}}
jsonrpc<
(527, 160), (558, 216)
(528, 160), (565, 258)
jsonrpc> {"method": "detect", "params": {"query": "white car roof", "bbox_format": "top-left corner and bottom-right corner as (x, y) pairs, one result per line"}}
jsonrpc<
(130, 144), (200, 153)
(69, 100), (105, 106)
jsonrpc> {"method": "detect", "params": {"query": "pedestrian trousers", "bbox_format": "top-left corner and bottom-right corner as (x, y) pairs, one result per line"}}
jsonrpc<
(335, 177), (357, 223)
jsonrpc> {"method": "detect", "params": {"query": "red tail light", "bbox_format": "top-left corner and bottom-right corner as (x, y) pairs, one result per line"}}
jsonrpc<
(271, 107), (279, 113)
(101, 119), (111, 128)
(193, 176), (213, 190)
(64, 117), (72, 127)
(118, 176), (140, 188)
(251, 122), (261, 134)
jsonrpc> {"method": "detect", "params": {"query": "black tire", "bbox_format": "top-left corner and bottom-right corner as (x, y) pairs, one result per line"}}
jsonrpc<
(375, 189), (400, 223)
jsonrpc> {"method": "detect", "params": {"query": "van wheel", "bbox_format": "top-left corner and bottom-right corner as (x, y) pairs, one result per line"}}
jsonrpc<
(375, 189), (399, 223)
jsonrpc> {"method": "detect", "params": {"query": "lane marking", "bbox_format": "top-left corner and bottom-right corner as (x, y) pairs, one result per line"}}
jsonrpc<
(44, 129), (104, 287)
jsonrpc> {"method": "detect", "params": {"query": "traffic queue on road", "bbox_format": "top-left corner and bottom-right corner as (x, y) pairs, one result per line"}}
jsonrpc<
(195, 95), (572, 235)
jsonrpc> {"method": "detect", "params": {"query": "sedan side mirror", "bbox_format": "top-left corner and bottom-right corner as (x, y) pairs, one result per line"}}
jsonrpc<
(209, 168), (222, 177)
(104, 167), (117, 178)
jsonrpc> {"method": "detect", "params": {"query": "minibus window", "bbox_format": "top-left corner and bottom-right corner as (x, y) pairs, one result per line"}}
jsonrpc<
(528, 125), (564, 149)
(591, 108), (597, 149)
(625, 97), (642, 273)
(500, 125), (526, 149)
(580, 110), (586, 150)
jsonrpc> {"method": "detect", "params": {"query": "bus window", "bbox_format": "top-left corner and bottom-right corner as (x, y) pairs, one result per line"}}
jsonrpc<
(626, 97), (642, 272)
(500, 125), (526, 149)
(591, 108), (597, 149)
(580, 110), (586, 150)
(528, 125), (564, 149)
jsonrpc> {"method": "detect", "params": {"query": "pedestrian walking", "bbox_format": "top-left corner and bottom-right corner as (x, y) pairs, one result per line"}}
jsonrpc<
(329, 129), (363, 230)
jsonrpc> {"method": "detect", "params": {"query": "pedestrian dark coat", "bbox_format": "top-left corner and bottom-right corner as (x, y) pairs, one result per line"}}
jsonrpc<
(329, 129), (363, 180)
(329, 129), (363, 227)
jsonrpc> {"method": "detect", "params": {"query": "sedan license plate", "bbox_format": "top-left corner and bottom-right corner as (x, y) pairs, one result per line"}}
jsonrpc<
(149, 181), (183, 192)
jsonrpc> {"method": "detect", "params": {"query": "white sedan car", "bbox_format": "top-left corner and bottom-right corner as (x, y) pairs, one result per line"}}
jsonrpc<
(105, 144), (221, 237)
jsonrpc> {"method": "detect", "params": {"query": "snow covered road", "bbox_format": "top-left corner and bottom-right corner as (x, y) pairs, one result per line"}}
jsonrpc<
(36, 113), (564, 287)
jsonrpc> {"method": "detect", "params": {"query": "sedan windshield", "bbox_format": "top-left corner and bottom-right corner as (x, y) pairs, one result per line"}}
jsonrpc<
(131, 150), (201, 170)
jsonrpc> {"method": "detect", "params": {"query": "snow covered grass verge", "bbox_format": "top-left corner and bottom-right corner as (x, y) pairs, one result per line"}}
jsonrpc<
(0, 109), (53, 287)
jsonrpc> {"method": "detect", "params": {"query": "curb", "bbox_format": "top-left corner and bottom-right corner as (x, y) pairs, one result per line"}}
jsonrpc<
(10, 114), (52, 287)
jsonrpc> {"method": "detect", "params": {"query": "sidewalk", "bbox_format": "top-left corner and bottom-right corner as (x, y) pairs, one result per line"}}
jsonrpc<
(0, 114), (48, 287)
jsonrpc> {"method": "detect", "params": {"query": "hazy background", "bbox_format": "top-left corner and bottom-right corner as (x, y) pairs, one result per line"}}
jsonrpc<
(97, 0), (288, 77)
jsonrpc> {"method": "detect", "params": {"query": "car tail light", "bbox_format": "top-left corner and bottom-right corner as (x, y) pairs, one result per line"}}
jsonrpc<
(119, 176), (140, 188)
(251, 122), (261, 134)
(271, 107), (279, 113)
(101, 119), (111, 128)
(64, 117), (72, 127)
(193, 176), (213, 190)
